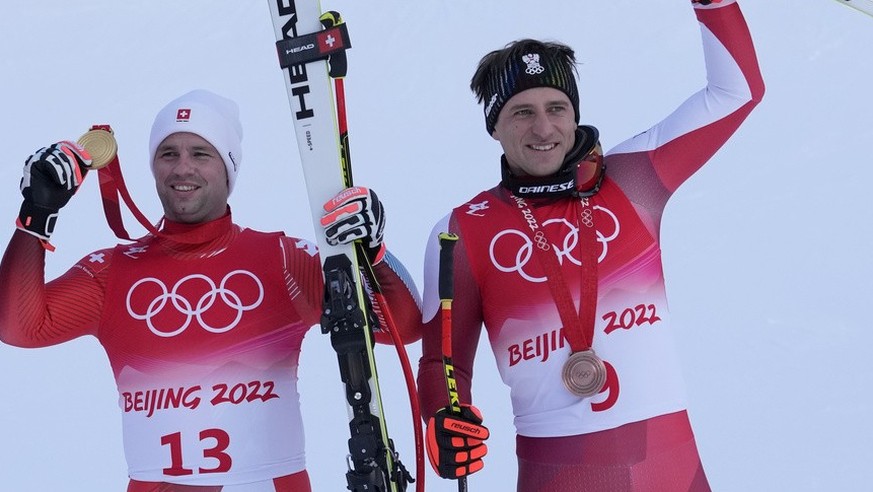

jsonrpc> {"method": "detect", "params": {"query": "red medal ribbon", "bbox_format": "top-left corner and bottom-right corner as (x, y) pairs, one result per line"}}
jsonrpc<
(90, 124), (212, 245)
(506, 192), (598, 353)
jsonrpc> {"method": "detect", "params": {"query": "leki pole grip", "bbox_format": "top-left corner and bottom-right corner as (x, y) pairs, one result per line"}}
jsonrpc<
(437, 232), (468, 492)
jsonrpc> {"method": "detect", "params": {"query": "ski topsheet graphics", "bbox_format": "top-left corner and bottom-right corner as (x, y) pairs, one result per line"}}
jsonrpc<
(266, 2), (413, 491)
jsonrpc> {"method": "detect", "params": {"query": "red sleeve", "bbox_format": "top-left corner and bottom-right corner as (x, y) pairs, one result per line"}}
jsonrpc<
(279, 236), (324, 327)
(280, 236), (422, 344)
(0, 231), (108, 348)
(370, 251), (422, 345)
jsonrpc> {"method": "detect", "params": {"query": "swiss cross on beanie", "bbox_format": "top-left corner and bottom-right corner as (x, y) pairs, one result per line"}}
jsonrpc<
(149, 90), (243, 195)
(482, 47), (580, 135)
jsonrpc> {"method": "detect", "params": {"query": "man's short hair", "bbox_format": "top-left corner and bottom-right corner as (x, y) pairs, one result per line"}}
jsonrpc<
(470, 39), (580, 135)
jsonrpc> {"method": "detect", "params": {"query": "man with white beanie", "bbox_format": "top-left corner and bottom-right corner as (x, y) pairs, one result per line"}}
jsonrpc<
(0, 89), (422, 491)
(150, 90), (244, 194)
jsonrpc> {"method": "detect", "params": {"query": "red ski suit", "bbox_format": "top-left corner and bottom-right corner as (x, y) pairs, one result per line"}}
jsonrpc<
(417, 2), (764, 490)
(0, 212), (421, 491)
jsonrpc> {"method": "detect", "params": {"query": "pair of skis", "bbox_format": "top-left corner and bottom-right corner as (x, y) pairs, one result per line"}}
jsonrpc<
(266, 2), (422, 491)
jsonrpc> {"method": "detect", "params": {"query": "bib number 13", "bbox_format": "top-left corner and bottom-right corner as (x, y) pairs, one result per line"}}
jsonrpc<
(161, 429), (232, 476)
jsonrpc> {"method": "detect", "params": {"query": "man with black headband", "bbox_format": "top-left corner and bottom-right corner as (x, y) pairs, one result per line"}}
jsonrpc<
(417, 1), (764, 490)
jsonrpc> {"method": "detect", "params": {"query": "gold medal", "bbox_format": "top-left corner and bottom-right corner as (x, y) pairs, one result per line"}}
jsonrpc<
(77, 128), (118, 169)
(562, 350), (607, 398)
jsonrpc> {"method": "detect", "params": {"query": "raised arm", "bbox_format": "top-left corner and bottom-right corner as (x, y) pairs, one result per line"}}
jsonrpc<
(1, 142), (106, 348)
(607, 0), (765, 204)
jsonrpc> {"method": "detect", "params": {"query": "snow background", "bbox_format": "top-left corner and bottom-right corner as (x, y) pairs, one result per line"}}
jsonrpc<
(1, 1), (871, 490)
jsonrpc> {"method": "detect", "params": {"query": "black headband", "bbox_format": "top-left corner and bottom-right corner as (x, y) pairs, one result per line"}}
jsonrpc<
(482, 49), (580, 134)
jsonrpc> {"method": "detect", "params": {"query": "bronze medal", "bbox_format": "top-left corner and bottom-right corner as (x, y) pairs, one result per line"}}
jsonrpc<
(562, 350), (607, 398)
(77, 128), (118, 169)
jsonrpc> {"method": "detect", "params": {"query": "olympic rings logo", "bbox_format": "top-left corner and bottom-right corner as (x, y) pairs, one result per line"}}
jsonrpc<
(580, 208), (594, 228)
(489, 206), (620, 283)
(522, 54), (545, 75)
(534, 230), (550, 251)
(126, 270), (264, 338)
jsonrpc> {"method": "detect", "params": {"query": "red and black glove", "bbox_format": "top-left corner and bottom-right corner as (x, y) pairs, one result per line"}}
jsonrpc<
(17, 141), (92, 247)
(426, 404), (490, 479)
(321, 186), (386, 263)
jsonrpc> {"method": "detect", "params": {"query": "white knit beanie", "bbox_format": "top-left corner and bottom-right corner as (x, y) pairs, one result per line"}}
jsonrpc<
(149, 89), (243, 195)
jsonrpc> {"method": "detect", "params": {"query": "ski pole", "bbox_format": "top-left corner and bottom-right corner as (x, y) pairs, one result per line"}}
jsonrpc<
(437, 232), (468, 492)
(321, 11), (422, 490)
(269, 4), (412, 489)
(355, 241), (426, 492)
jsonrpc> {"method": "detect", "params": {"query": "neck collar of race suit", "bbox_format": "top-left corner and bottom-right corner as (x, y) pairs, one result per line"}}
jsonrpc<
(155, 207), (237, 251)
(500, 125), (605, 199)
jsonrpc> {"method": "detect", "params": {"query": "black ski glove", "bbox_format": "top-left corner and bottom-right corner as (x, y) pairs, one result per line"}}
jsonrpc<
(17, 141), (92, 246)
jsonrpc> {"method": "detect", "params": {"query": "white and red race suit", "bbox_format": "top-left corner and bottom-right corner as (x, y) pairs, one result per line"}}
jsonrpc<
(0, 212), (421, 491)
(418, 2), (764, 490)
